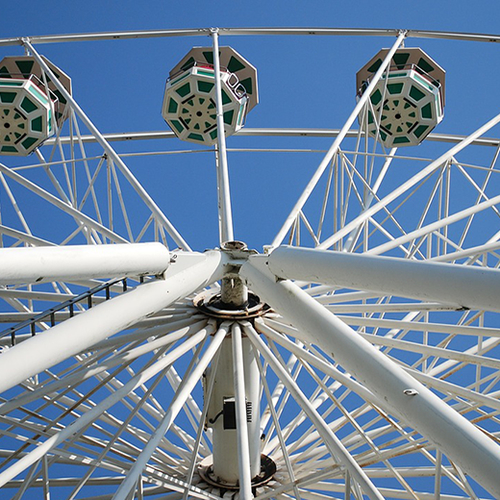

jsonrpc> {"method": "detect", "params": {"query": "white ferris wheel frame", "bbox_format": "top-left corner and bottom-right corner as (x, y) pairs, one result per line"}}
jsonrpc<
(0, 27), (499, 500)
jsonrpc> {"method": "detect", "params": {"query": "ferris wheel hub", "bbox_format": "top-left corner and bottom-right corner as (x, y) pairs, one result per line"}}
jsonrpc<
(193, 289), (269, 320)
(197, 454), (277, 491)
(194, 241), (270, 318)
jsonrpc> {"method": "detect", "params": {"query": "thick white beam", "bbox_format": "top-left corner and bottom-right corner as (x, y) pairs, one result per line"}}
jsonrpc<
(268, 246), (500, 312)
(240, 259), (500, 498)
(0, 251), (223, 394)
(0, 243), (170, 285)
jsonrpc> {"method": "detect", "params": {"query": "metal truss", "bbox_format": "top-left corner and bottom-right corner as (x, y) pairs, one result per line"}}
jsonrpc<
(0, 27), (500, 500)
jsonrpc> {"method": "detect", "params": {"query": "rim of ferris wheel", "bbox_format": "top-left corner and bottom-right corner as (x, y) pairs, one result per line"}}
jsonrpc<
(0, 55), (71, 156)
(3, 27), (500, 500)
(162, 46), (258, 145)
(357, 47), (445, 147)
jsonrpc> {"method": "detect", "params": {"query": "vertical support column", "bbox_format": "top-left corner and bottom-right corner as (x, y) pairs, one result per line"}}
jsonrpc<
(206, 324), (261, 485)
(221, 274), (249, 308)
(211, 28), (234, 244)
(220, 241), (249, 309)
(232, 323), (255, 499)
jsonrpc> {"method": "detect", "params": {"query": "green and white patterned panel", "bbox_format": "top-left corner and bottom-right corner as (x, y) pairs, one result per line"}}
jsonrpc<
(0, 56), (71, 126)
(0, 78), (55, 156)
(366, 68), (444, 147)
(169, 46), (258, 111)
(162, 65), (248, 145)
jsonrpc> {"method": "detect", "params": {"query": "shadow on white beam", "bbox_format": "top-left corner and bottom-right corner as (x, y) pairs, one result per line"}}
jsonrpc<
(267, 246), (500, 313)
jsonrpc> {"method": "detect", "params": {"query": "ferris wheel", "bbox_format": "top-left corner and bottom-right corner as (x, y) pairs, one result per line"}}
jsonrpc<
(1, 27), (500, 499)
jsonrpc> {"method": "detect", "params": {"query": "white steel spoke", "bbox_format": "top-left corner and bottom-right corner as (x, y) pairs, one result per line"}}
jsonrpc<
(0, 172), (32, 237)
(182, 347), (220, 500)
(35, 149), (72, 205)
(78, 155), (105, 216)
(231, 323), (253, 499)
(110, 159), (134, 242)
(243, 323), (384, 500)
(165, 367), (211, 453)
(267, 246), (500, 312)
(368, 191), (500, 257)
(338, 314), (500, 338)
(71, 111), (105, 224)
(211, 29), (234, 244)
(257, 318), (377, 404)
(273, 31), (406, 247)
(24, 40), (191, 251)
(1, 26), (500, 500)
(111, 323), (229, 500)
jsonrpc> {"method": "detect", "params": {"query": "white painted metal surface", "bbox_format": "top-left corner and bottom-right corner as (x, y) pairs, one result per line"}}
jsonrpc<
(0, 242), (169, 285)
(241, 258), (500, 497)
(0, 251), (223, 393)
(206, 327), (261, 486)
(267, 245), (500, 312)
(211, 29), (234, 244)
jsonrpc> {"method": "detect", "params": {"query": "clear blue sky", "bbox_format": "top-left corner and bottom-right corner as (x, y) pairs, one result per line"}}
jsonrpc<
(1, 5), (500, 498)
(1, 2), (500, 251)
(2, 1), (499, 37)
